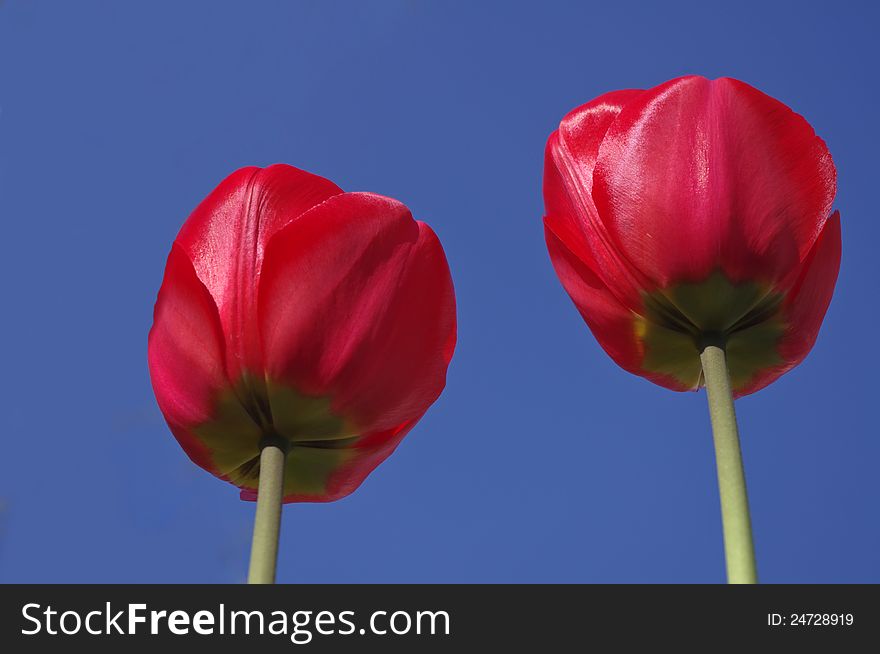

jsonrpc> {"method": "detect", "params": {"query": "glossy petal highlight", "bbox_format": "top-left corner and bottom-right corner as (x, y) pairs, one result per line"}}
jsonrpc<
(592, 76), (836, 287)
(544, 89), (646, 310)
(176, 164), (344, 376)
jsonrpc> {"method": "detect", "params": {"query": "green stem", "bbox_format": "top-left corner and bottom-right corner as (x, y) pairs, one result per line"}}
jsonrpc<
(247, 441), (287, 584)
(700, 340), (758, 584)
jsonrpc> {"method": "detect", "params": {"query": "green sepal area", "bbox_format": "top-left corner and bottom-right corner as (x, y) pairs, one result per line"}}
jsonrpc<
(193, 375), (358, 497)
(635, 271), (785, 390)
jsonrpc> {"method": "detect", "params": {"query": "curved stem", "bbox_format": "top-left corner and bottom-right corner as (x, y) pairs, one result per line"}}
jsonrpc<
(247, 442), (287, 584)
(700, 341), (758, 584)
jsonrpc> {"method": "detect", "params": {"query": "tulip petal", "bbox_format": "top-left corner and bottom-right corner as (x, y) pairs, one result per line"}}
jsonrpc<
(733, 212), (841, 396)
(311, 420), (416, 503)
(259, 191), (456, 436)
(544, 220), (640, 372)
(147, 244), (231, 474)
(592, 76), (836, 288)
(551, 89), (645, 196)
(544, 90), (646, 309)
(545, 219), (696, 392)
(176, 164), (344, 376)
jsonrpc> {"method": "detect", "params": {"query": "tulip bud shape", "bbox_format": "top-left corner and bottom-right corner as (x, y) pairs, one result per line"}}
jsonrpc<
(543, 76), (840, 395)
(149, 165), (456, 502)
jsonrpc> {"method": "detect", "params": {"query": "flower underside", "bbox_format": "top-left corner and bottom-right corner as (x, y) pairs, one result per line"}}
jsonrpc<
(194, 375), (357, 497)
(635, 271), (785, 390)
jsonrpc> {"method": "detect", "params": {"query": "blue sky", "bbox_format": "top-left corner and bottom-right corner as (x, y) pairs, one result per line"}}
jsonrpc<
(1, 0), (877, 583)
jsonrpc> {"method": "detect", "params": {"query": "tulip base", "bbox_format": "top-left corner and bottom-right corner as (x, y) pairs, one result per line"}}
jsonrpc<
(700, 339), (758, 584)
(247, 438), (288, 584)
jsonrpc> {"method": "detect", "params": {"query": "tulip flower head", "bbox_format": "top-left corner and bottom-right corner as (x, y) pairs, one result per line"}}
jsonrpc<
(544, 76), (840, 395)
(149, 165), (456, 503)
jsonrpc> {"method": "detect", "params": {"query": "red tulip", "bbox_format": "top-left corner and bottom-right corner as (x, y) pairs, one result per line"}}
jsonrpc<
(148, 164), (456, 503)
(544, 76), (840, 396)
